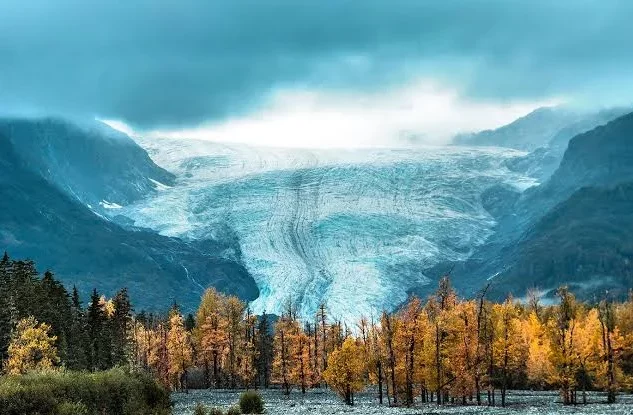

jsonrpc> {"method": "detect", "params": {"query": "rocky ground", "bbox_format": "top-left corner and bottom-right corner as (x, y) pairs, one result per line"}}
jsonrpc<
(173, 388), (633, 414)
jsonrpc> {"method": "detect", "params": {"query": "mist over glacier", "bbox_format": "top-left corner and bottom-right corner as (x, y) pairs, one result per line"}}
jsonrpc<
(123, 137), (535, 320)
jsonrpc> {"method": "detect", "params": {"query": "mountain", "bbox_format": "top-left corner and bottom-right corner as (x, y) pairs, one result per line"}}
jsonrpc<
(457, 111), (633, 300)
(520, 111), (633, 218)
(0, 118), (258, 310)
(504, 108), (629, 182)
(3, 109), (631, 317)
(453, 107), (583, 151)
(0, 118), (175, 214)
(493, 182), (633, 299)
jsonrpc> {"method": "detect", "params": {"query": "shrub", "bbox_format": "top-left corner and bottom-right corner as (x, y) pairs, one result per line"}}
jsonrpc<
(193, 402), (208, 415)
(0, 368), (171, 415)
(208, 408), (224, 415)
(239, 391), (264, 414)
(56, 401), (89, 415)
(226, 405), (242, 415)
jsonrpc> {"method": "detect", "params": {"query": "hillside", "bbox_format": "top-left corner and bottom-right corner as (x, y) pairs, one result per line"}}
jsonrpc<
(0, 120), (258, 310)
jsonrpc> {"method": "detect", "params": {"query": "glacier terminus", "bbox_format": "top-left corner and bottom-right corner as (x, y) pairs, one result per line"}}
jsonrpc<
(122, 137), (536, 321)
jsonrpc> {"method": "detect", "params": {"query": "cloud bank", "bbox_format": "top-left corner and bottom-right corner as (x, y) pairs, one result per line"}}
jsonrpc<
(2, 0), (633, 143)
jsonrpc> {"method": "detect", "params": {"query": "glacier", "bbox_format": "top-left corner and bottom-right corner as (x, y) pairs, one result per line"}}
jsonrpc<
(122, 137), (536, 321)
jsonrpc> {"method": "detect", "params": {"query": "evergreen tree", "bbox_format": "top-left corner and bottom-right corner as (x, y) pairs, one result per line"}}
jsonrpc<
(66, 286), (89, 370)
(11, 259), (40, 319)
(0, 252), (15, 367)
(87, 289), (112, 370)
(111, 288), (133, 366)
(184, 313), (196, 332)
(39, 270), (72, 363)
(255, 313), (274, 388)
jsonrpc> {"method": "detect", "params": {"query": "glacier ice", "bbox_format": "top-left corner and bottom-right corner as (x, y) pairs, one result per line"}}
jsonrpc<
(123, 137), (536, 321)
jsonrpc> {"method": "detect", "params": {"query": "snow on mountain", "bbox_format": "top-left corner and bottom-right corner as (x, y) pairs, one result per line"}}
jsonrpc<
(125, 137), (535, 320)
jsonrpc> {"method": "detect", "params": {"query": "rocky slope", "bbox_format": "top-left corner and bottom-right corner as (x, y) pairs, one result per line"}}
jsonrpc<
(0, 119), (258, 310)
(455, 111), (633, 300)
(0, 118), (175, 215)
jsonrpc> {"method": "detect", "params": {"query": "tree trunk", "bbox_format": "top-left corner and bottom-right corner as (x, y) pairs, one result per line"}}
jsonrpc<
(378, 361), (383, 404)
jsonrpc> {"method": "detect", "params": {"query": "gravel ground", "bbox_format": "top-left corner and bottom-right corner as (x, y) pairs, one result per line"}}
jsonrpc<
(173, 388), (633, 415)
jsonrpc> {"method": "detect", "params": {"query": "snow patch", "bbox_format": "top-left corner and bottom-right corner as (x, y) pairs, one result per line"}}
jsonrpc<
(149, 178), (172, 191)
(99, 200), (123, 209)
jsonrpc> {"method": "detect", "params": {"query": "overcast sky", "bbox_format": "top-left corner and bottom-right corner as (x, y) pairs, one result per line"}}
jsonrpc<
(2, 0), (632, 147)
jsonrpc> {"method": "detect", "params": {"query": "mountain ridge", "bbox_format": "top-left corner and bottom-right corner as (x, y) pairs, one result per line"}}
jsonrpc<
(0, 119), (258, 311)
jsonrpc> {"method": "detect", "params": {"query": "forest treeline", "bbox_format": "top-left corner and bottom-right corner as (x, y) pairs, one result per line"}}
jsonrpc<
(131, 279), (633, 408)
(0, 252), (134, 373)
(2, 252), (633, 409)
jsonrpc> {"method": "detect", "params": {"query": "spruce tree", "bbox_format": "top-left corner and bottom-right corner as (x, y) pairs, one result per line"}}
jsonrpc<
(0, 252), (14, 366)
(67, 286), (89, 370)
(255, 313), (274, 388)
(111, 288), (133, 366)
(87, 289), (112, 370)
(40, 270), (72, 363)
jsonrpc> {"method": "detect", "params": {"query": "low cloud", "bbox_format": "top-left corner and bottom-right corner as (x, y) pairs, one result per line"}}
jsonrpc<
(2, 0), (633, 139)
(106, 78), (561, 148)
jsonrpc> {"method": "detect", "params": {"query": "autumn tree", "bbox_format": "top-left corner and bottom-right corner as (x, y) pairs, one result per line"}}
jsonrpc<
(491, 297), (526, 407)
(196, 289), (228, 388)
(167, 309), (194, 391)
(521, 309), (553, 390)
(548, 287), (579, 405)
(598, 297), (621, 403)
(272, 313), (295, 395)
(366, 318), (385, 404)
(6, 316), (59, 374)
(238, 308), (258, 389)
(225, 296), (246, 388)
(395, 297), (423, 406)
(323, 337), (366, 405)
(574, 307), (603, 404)
(380, 310), (398, 405)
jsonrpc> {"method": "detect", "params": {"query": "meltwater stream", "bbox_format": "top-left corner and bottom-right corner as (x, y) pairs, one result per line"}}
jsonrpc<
(123, 137), (535, 321)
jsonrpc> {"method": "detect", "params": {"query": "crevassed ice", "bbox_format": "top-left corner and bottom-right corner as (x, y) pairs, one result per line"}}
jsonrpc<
(124, 137), (535, 321)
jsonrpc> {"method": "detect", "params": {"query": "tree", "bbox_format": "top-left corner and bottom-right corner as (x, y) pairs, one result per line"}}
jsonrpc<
(425, 276), (457, 405)
(167, 310), (194, 391)
(291, 331), (313, 394)
(380, 311), (398, 405)
(396, 297), (423, 406)
(491, 297), (526, 407)
(6, 316), (59, 374)
(598, 297), (620, 403)
(66, 286), (88, 370)
(574, 308), (602, 404)
(195, 288), (228, 388)
(111, 288), (133, 366)
(239, 308), (259, 389)
(86, 289), (112, 371)
(255, 313), (274, 388)
(522, 311), (553, 390)
(323, 337), (366, 405)
(225, 296), (246, 388)
(366, 318), (385, 404)
(272, 308), (300, 395)
(548, 287), (579, 405)
(0, 252), (15, 367)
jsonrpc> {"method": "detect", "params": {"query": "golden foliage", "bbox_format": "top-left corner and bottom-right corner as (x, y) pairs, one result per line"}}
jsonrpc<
(323, 337), (366, 405)
(5, 316), (59, 374)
